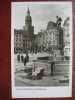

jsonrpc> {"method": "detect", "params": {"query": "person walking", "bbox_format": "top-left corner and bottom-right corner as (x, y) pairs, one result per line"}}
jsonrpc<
(51, 61), (55, 76)
(50, 53), (56, 76)
(23, 51), (29, 66)
(24, 56), (27, 66)
(17, 54), (20, 62)
(26, 51), (29, 62)
(21, 54), (24, 63)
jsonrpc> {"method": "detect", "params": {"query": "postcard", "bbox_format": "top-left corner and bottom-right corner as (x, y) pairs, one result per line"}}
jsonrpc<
(11, 1), (72, 98)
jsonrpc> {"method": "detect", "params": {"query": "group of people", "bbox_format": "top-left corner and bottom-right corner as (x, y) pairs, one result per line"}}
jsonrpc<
(17, 52), (29, 66)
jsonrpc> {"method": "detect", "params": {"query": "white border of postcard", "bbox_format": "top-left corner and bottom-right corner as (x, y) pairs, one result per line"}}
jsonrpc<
(11, 1), (72, 98)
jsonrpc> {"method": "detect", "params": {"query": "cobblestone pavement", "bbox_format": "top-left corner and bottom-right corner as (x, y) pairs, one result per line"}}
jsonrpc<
(14, 53), (70, 86)
(15, 72), (69, 86)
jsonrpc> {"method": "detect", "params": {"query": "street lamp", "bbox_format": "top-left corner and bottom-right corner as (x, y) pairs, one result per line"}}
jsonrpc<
(48, 42), (52, 57)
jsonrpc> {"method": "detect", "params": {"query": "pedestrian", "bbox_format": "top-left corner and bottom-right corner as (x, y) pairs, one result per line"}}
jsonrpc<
(17, 54), (20, 62)
(23, 51), (29, 66)
(50, 53), (56, 76)
(21, 55), (24, 62)
(24, 56), (27, 66)
(26, 51), (29, 62)
(51, 61), (55, 76)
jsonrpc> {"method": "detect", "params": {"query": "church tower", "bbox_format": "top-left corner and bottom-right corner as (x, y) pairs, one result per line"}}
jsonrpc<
(25, 7), (34, 35)
(23, 7), (34, 52)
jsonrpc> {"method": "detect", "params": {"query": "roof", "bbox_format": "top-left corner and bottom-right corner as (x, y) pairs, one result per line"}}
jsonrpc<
(47, 21), (57, 30)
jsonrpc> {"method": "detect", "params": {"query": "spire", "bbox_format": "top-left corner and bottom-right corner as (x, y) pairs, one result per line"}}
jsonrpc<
(27, 7), (30, 16)
(25, 7), (32, 27)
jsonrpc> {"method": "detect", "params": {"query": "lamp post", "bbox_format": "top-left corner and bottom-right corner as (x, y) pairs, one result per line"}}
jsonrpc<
(48, 42), (50, 57)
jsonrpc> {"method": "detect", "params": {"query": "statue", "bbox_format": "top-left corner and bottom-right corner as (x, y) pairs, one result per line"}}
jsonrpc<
(56, 16), (62, 28)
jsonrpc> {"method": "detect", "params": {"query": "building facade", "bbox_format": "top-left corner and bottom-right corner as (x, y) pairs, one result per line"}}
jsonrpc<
(46, 21), (61, 55)
(34, 30), (47, 52)
(14, 8), (34, 53)
(35, 21), (64, 56)
(63, 17), (70, 60)
(14, 29), (23, 53)
(14, 8), (64, 56)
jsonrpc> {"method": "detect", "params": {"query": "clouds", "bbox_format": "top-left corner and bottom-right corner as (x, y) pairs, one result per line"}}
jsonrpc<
(11, 2), (72, 34)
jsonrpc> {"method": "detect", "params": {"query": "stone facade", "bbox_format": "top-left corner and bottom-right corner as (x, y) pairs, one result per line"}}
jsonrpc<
(14, 8), (34, 53)
(14, 29), (23, 53)
(35, 21), (64, 56)
(46, 21), (59, 53)
(14, 7), (64, 56)
(63, 17), (70, 60)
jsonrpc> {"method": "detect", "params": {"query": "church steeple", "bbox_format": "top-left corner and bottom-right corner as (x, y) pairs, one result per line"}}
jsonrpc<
(25, 7), (32, 27)
(25, 7), (34, 35)
(27, 7), (30, 16)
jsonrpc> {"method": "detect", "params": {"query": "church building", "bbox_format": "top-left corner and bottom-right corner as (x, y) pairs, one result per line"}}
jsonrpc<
(14, 8), (34, 53)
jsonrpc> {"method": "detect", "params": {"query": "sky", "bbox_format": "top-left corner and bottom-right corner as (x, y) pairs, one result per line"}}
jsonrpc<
(11, 2), (72, 34)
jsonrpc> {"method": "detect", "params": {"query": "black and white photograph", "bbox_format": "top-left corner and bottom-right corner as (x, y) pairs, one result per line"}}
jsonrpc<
(11, 1), (72, 98)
